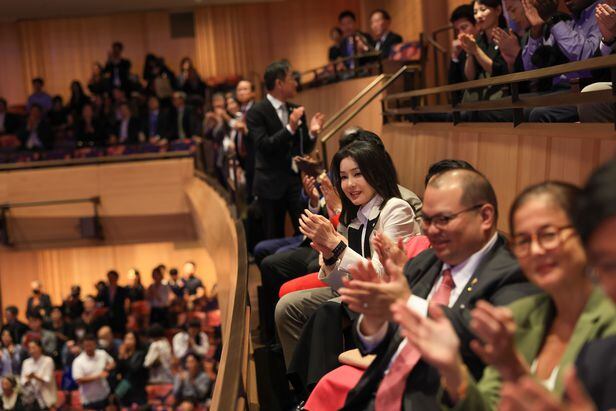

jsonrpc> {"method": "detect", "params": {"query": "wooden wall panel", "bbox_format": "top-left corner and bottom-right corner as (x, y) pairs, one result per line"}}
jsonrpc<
(381, 122), (616, 232)
(0, 241), (216, 322)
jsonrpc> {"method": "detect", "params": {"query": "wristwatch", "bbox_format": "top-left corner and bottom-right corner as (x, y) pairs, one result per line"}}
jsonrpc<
(323, 241), (347, 266)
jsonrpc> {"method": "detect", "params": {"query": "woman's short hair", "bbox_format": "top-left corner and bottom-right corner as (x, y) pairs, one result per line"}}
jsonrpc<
(331, 140), (401, 226)
(509, 181), (581, 234)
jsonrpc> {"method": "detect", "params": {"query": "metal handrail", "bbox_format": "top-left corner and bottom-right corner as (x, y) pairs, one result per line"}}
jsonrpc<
(321, 65), (409, 144)
(320, 73), (388, 132)
(298, 51), (383, 77)
(318, 65), (409, 167)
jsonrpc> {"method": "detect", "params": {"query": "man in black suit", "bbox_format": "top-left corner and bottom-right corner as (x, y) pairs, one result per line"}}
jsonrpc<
(368, 9), (403, 59)
(338, 10), (374, 69)
(339, 169), (537, 410)
(109, 102), (141, 145)
(17, 104), (53, 150)
(234, 80), (256, 200)
(104, 42), (132, 93)
(26, 280), (52, 319)
(98, 270), (130, 334)
(246, 60), (325, 239)
(1, 306), (29, 344)
(141, 95), (168, 144)
(165, 91), (199, 141)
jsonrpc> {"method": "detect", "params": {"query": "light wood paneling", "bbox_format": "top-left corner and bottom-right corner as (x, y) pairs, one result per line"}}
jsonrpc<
(382, 122), (616, 231)
(295, 76), (385, 165)
(0, 241), (216, 322)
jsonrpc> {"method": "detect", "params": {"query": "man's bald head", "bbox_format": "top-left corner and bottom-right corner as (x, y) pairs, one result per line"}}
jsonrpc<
(428, 169), (499, 225)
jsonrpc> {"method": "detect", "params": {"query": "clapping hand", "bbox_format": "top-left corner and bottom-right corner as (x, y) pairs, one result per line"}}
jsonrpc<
(298, 209), (340, 258)
(310, 113), (325, 136)
(597, 3), (616, 43)
(339, 258), (411, 322)
(522, 0), (546, 26)
(301, 173), (320, 208)
(319, 174), (342, 215)
(289, 106), (305, 134)
(492, 28), (521, 67)
(469, 301), (528, 382)
(458, 33), (478, 55)
(372, 231), (408, 272)
(498, 368), (597, 411)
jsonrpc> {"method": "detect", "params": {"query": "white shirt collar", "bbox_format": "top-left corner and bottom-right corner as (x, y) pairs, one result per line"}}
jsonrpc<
(357, 194), (383, 225)
(266, 94), (286, 111)
(379, 32), (390, 43)
(442, 232), (499, 286)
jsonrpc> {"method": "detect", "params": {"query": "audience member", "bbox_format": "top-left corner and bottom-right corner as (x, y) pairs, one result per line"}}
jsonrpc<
(449, 5), (479, 91)
(74, 102), (106, 148)
(182, 261), (205, 308)
(0, 98), (21, 136)
(126, 268), (146, 302)
(233, 80), (256, 200)
(1, 307), (28, 345)
(167, 268), (185, 298)
(391, 181), (616, 411)
(62, 285), (84, 321)
(98, 270), (129, 334)
(26, 78), (52, 113)
(246, 60), (324, 239)
(141, 95), (167, 144)
(69, 80), (90, 115)
(25, 281), (52, 319)
(328, 27), (344, 62)
(369, 9), (403, 58)
(17, 104), (53, 150)
(144, 324), (174, 384)
(172, 319), (210, 361)
(75, 295), (107, 336)
(96, 326), (120, 361)
(172, 353), (211, 406)
(337, 11), (373, 69)
(109, 102), (141, 145)
(167, 91), (199, 141)
(87, 62), (109, 96)
(147, 266), (173, 326)
(0, 376), (23, 411)
(178, 57), (206, 102)
(20, 340), (57, 409)
(104, 41), (132, 93)
(0, 330), (22, 377)
(22, 313), (57, 360)
(337, 168), (535, 410)
(72, 334), (115, 410)
(115, 331), (148, 407)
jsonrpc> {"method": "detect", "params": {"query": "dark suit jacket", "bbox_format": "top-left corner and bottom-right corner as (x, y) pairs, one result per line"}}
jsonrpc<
(576, 335), (616, 411)
(26, 293), (52, 318)
(140, 109), (168, 139)
(98, 285), (129, 333)
(17, 120), (53, 150)
(0, 112), (22, 135)
(342, 234), (538, 411)
(375, 31), (403, 58)
(245, 98), (315, 200)
(165, 106), (199, 140)
(111, 117), (141, 145)
(104, 58), (132, 90)
(0, 321), (29, 345)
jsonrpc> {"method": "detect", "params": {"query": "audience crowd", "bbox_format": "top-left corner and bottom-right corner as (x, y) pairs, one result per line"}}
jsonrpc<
(0, 261), (220, 410)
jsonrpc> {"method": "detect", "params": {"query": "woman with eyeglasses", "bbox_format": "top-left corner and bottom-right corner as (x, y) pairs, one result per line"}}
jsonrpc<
(391, 181), (616, 411)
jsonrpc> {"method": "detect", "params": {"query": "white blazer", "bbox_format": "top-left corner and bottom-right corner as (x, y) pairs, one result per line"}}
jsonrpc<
(319, 195), (420, 290)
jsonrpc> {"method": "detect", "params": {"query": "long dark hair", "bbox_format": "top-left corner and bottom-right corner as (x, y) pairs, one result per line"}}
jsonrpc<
(472, 0), (508, 30)
(331, 140), (401, 226)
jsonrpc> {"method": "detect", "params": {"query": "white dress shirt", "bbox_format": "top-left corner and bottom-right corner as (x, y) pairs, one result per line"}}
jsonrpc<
(20, 355), (57, 407)
(172, 331), (210, 359)
(266, 94), (316, 141)
(72, 349), (113, 404)
(358, 233), (499, 372)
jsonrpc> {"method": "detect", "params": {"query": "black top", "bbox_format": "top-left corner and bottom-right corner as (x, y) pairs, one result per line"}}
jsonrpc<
(576, 335), (616, 411)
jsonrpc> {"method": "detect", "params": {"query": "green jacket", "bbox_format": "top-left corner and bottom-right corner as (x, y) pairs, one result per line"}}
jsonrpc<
(448, 286), (616, 411)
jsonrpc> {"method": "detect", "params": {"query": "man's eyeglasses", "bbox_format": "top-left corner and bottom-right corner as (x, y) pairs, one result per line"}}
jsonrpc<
(421, 204), (485, 229)
(511, 225), (574, 257)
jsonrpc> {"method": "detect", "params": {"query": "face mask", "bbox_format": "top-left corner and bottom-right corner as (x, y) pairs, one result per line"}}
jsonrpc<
(98, 339), (110, 348)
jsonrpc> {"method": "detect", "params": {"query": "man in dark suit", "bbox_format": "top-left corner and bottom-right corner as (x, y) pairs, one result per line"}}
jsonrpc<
(234, 80), (256, 200)
(165, 91), (199, 141)
(339, 168), (537, 410)
(141, 95), (168, 144)
(338, 10), (374, 69)
(369, 9), (403, 58)
(17, 104), (53, 150)
(103, 42), (132, 93)
(109, 102), (141, 145)
(98, 270), (130, 334)
(26, 280), (53, 319)
(246, 60), (325, 239)
(1, 306), (29, 344)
